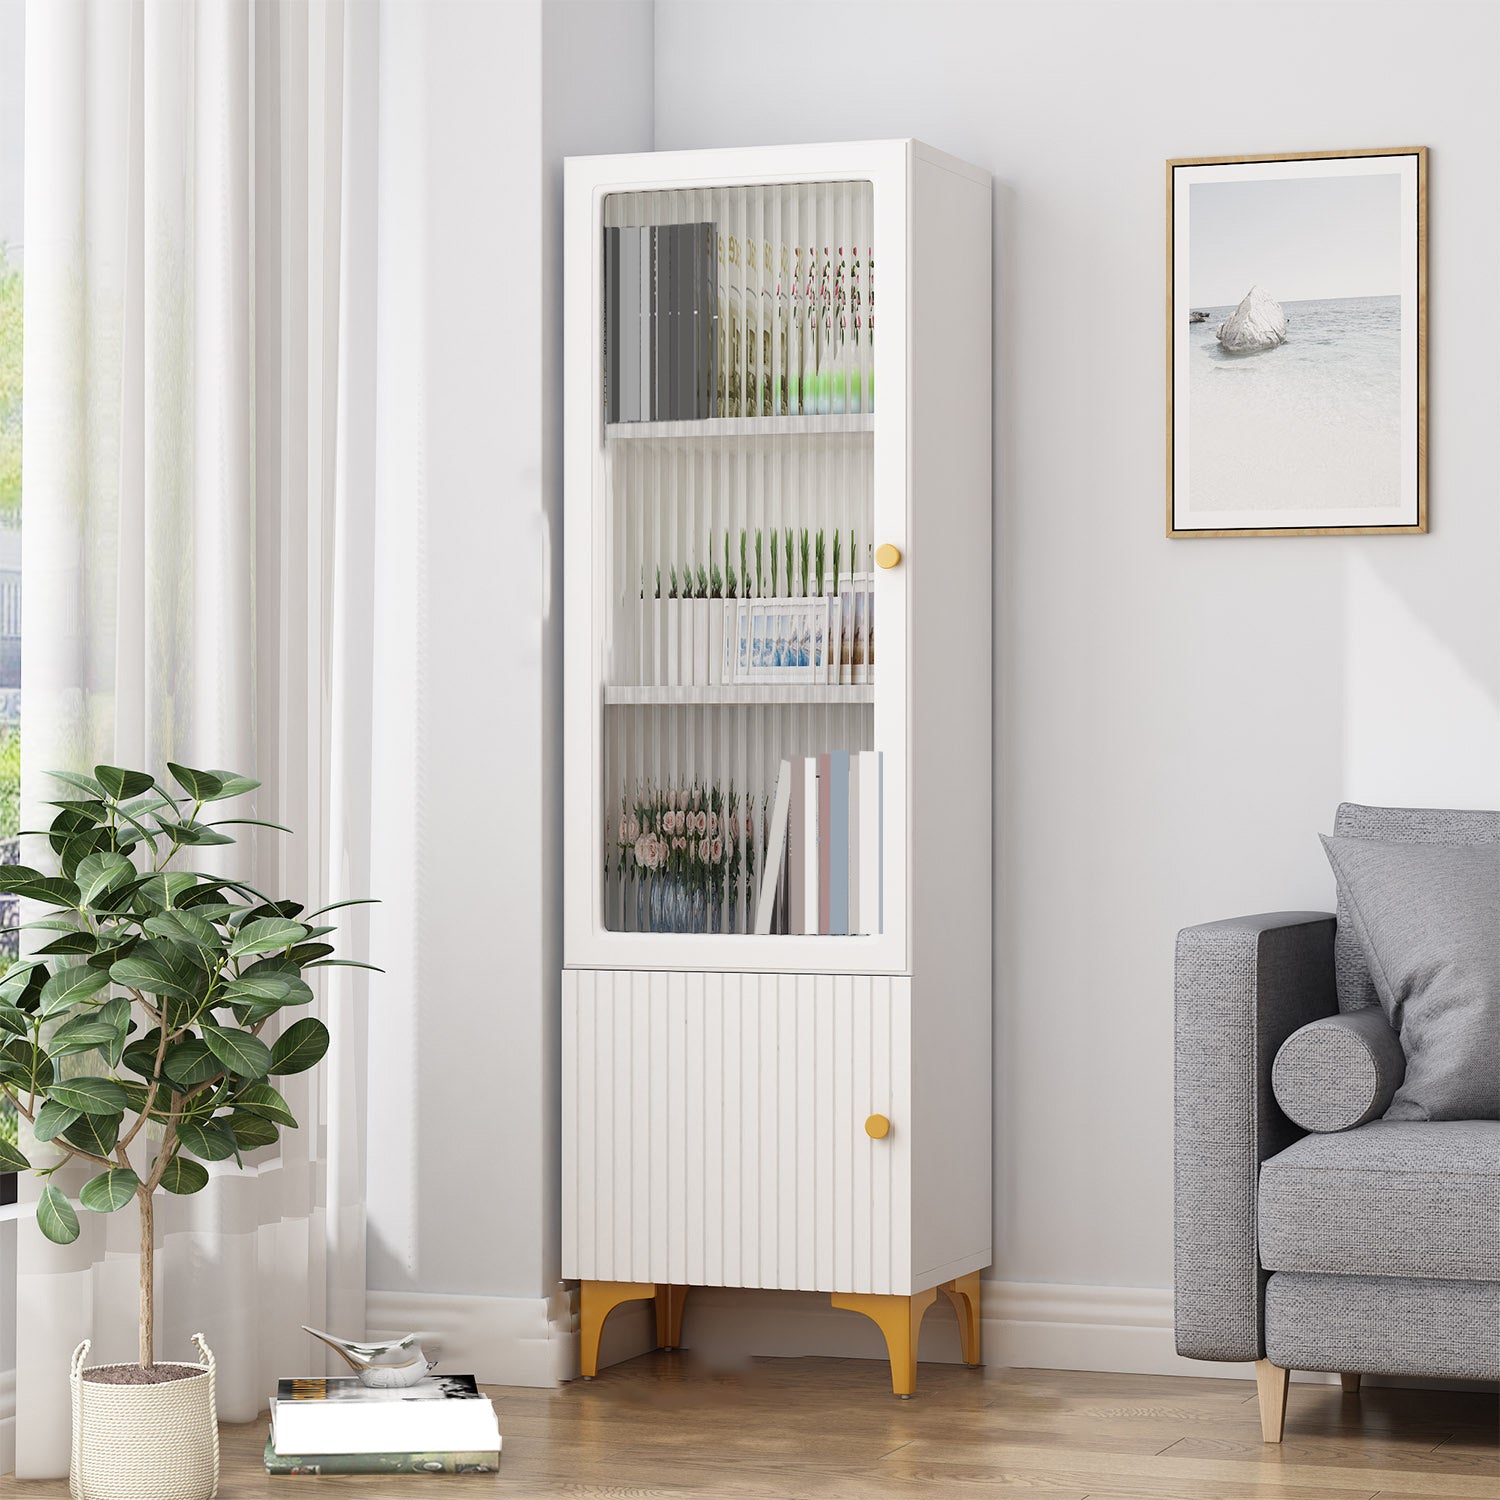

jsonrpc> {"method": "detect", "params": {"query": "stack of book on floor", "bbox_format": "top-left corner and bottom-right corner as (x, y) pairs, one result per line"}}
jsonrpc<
(756, 750), (883, 935)
(265, 1375), (501, 1476)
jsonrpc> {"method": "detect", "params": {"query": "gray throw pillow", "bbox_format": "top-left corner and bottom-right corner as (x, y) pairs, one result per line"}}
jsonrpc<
(1321, 834), (1499, 1121)
(1272, 1009), (1406, 1132)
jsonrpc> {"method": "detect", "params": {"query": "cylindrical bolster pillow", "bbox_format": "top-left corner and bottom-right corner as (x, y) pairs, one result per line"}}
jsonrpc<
(1272, 1009), (1406, 1132)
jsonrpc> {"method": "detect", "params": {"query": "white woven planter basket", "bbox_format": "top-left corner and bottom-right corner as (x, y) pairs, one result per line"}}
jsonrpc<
(69, 1335), (220, 1500)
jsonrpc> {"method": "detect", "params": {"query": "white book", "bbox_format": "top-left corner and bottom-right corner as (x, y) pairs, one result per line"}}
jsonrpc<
(270, 1376), (500, 1457)
(858, 749), (881, 935)
(799, 757), (819, 934)
(754, 760), (793, 935)
(848, 754), (861, 934)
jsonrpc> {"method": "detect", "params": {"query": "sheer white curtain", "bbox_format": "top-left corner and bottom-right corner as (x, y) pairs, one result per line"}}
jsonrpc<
(16, 0), (378, 1476)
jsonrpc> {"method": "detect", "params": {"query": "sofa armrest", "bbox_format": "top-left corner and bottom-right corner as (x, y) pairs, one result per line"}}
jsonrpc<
(1174, 912), (1337, 1362)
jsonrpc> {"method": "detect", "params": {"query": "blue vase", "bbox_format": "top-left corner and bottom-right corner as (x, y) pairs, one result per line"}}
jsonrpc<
(649, 874), (667, 933)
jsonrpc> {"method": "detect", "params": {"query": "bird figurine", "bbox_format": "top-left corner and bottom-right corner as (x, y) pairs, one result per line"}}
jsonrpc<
(302, 1326), (436, 1388)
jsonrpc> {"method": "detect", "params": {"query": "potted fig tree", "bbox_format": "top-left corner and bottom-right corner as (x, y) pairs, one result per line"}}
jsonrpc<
(0, 763), (374, 1500)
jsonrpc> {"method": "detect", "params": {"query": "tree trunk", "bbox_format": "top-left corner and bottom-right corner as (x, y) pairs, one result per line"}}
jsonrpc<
(139, 1190), (154, 1368)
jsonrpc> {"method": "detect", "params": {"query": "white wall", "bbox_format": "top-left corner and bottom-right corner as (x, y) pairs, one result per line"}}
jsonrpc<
(654, 0), (1500, 1300)
(362, 0), (651, 1380)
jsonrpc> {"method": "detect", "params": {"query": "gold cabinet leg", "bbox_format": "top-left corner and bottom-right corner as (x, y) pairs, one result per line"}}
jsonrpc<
(1255, 1358), (1290, 1443)
(1340, 1372), (1362, 1395)
(938, 1271), (983, 1367)
(579, 1281), (657, 1379)
(831, 1288), (938, 1398)
(655, 1285), (689, 1350)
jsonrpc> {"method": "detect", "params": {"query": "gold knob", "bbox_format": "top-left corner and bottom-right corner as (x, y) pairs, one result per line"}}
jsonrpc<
(874, 543), (902, 570)
(865, 1114), (891, 1140)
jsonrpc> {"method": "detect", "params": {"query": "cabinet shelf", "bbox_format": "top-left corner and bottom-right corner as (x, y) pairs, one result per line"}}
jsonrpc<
(604, 684), (874, 706)
(605, 414), (874, 442)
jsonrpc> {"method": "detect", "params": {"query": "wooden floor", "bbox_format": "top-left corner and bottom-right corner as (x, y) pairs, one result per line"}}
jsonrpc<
(6, 1354), (1497, 1498)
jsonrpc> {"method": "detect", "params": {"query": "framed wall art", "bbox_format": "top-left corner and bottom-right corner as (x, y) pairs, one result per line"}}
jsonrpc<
(1167, 147), (1426, 538)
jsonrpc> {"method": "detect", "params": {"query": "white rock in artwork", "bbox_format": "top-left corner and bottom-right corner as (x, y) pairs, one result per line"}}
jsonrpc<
(1215, 285), (1287, 353)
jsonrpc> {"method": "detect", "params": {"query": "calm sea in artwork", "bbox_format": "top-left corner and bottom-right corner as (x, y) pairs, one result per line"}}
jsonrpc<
(1188, 294), (1401, 512)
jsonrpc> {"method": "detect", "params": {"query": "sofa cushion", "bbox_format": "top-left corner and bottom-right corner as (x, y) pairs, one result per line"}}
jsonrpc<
(1331, 803), (1498, 1014)
(1321, 834), (1499, 1120)
(1259, 1119), (1500, 1281)
(1272, 1008), (1405, 1132)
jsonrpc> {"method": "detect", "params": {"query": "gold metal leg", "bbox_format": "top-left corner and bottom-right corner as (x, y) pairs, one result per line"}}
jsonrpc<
(830, 1288), (938, 1398)
(1255, 1358), (1289, 1443)
(938, 1271), (983, 1367)
(579, 1281), (657, 1379)
(1340, 1372), (1362, 1395)
(655, 1285), (689, 1350)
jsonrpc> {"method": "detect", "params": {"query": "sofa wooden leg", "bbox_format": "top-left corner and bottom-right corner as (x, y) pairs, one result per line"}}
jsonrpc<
(1341, 1372), (1362, 1395)
(579, 1281), (657, 1379)
(1255, 1358), (1289, 1443)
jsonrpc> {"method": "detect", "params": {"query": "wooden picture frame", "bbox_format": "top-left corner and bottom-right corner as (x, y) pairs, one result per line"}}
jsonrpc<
(1167, 147), (1427, 538)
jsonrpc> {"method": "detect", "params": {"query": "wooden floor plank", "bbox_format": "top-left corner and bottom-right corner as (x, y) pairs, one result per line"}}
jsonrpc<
(2, 1355), (1493, 1500)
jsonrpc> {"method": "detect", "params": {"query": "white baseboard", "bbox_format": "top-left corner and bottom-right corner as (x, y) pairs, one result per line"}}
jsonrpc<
(366, 1284), (578, 1388)
(371, 1280), (1493, 1394)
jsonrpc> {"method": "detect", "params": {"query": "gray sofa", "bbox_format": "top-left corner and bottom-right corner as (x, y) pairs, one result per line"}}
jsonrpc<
(1174, 803), (1500, 1442)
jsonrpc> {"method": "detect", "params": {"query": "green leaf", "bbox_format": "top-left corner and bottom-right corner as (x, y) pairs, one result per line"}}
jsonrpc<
(109, 956), (199, 1003)
(207, 817), (292, 834)
(39, 965), (112, 1018)
(94, 765), (156, 799)
(80, 1168), (139, 1213)
(303, 896), (379, 921)
(0, 1040), (51, 1090)
(46, 799), (112, 826)
(11, 876), (81, 908)
(268, 1017), (329, 1075)
(0, 865), (44, 894)
(96, 996), (133, 1067)
(137, 872), (200, 909)
(0, 1003), (27, 1035)
(34, 1099), (81, 1141)
(175, 1119), (238, 1161)
(229, 1082), (297, 1128)
(50, 770), (107, 799)
(163, 1038), (221, 1089)
(204, 771), (261, 801)
(230, 917), (307, 960)
(219, 973), (294, 1004)
(166, 763), (225, 801)
(243, 899), (305, 922)
(37, 1185), (81, 1244)
(47, 1015), (119, 1056)
(144, 910), (221, 954)
(157, 820), (235, 847)
(61, 1112), (122, 1156)
(47, 1076), (129, 1115)
(305, 959), (384, 973)
(0, 1139), (29, 1172)
(158, 1155), (210, 1195)
(35, 931), (99, 956)
(287, 943), (334, 965)
(226, 1110), (278, 1149)
(200, 1024), (273, 1079)
(76, 851), (136, 906)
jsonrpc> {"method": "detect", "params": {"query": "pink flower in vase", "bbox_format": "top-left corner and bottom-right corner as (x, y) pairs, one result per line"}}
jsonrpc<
(710, 836), (723, 862)
(628, 815), (641, 842)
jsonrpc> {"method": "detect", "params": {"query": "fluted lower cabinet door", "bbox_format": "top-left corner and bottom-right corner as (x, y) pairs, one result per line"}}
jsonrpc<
(562, 970), (913, 1296)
